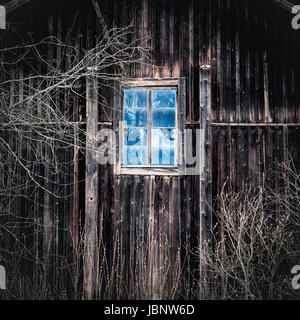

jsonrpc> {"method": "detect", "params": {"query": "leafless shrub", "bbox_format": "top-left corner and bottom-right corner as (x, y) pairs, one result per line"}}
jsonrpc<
(0, 22), (152, 299)
(0, 22), (150, 198)
(0, 232), (184, 300)
(199, 158), (300, 300)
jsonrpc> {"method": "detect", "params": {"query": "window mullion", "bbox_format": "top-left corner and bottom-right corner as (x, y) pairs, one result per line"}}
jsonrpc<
(148, 89), (152, 165)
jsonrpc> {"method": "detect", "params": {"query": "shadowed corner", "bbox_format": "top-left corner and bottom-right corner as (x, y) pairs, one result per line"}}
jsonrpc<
(0, 265), (6, 290)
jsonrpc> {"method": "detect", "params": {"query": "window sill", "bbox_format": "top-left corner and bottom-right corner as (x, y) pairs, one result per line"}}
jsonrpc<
(118, 166), (184, 176)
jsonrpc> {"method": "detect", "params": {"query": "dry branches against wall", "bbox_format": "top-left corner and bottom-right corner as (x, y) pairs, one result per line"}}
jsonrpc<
(0, 23), (150, 199)
(0, 22), (150, 298)
(0, 23), (150, 193)
(199, 161), (300, 300)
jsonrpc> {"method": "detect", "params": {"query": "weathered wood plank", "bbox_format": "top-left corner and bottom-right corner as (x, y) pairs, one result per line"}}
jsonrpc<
(199, 66), (212, 280)
(84, 76), (99, 299)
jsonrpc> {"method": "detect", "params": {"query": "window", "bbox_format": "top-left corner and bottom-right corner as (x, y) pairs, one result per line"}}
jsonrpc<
(114, 79), (186, 175)
(123, 88), (177, 166)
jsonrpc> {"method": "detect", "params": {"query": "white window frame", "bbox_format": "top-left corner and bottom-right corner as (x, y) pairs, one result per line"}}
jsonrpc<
(114, 78), (186, 176)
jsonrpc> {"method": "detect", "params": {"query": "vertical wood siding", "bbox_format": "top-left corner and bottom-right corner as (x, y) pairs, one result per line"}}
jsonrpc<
(0, 0), (299, 298)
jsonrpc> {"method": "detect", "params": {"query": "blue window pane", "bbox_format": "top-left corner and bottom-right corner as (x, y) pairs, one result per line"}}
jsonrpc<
(151, 148), (175, 165)
(124, 147), (148, 165)
(152, 90), (176, 108)
(124, 90), (148, 108)
(125, 128), (148, 146)
(124, 108), (148, 127)
(152, 109), (176, 128)
(151, 129), (175, 147)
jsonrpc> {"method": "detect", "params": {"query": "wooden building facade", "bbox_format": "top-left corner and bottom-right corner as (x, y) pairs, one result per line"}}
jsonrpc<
(0, 0), (299, 299)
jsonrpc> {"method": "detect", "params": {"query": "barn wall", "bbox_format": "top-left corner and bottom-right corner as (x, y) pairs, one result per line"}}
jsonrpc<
(210, 0), (300, 203)
(99, 0), (208, 298)
(0, 0), (299, 298)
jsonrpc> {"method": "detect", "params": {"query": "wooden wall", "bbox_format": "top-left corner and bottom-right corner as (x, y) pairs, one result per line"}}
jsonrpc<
(0, 0), (299, 299)
(210, 0), (300, 203)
